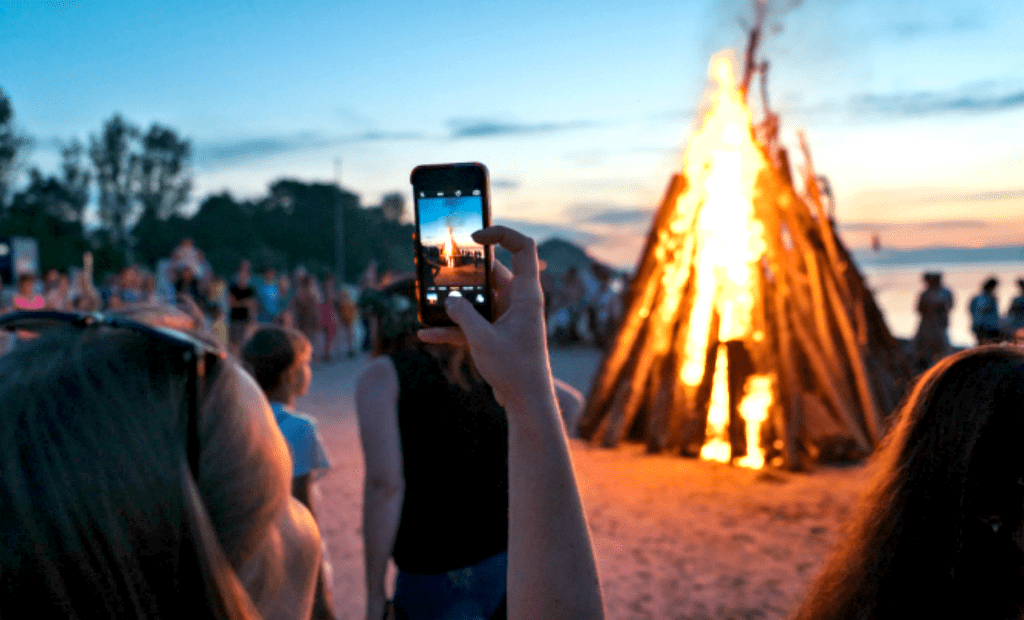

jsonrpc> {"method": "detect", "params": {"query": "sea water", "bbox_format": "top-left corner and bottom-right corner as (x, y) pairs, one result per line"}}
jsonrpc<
(859, 261), (1024, 348)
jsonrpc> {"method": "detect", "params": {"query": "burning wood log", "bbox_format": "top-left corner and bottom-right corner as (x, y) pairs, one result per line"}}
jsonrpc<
(577, 53), (912, 470)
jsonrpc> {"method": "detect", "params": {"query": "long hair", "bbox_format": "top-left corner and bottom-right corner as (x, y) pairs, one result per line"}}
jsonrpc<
(792, 345), (1024, 620)
(0, 326), (293, 618)
(365, 278), (481, 390)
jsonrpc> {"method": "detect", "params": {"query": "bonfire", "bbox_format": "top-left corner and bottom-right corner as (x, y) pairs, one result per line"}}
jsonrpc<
(577, 46), (911, 470)
(440, 225), (458, 268)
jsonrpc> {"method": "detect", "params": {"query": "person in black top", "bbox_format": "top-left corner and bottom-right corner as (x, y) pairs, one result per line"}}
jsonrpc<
(357, 226), (602, 620)
(356, 278), (509, 620)
(228, 260), (257, 355)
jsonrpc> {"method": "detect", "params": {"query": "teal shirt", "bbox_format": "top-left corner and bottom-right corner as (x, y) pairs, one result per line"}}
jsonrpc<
(270, 402), (331, 478)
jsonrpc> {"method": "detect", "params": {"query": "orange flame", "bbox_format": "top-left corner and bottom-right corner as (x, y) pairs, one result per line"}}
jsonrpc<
(700, 345), (732, 463)
(653, 53), (775, 467)
(440, 226), (458, 267)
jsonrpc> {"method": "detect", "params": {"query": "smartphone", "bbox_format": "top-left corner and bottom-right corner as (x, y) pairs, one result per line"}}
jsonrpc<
(410, 162), (494, 327)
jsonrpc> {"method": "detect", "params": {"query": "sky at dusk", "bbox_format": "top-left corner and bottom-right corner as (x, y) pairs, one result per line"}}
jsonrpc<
(2, 0), (1022, 269)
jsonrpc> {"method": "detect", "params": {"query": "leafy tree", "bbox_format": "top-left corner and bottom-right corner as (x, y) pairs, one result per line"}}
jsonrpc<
(137, 124), (192, 220)
(54, 140), (91, 223)
(0, 87), (32, 211)
(89, 114), (139, 251)
(3, 167), (89, 271)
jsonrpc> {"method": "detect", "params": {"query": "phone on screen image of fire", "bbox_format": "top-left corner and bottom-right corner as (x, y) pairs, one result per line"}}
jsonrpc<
(410, 162), (494, 327)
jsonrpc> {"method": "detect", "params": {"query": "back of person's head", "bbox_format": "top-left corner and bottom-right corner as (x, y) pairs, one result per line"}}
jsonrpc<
(793, 344), (1024, 620)
(240, 325), (310, 397)
(984, 277), (999, 292)
(359, 278), (479, 390)
(0, 316), (318, 618)
(359, 277), (419, 358)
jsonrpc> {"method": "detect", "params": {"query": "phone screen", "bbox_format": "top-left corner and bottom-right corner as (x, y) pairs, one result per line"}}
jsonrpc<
(411, 163), (492, 326)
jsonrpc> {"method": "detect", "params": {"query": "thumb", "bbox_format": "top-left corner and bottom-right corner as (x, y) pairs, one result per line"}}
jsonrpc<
(445, 295), (491, 344)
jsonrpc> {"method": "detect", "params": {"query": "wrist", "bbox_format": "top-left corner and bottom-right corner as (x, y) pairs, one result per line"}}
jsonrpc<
(500, 380), (563, 439)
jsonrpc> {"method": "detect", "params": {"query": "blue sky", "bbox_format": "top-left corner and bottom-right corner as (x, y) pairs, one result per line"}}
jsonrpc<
(418, 196), (484, 246)
(2, 0), (1022, 268)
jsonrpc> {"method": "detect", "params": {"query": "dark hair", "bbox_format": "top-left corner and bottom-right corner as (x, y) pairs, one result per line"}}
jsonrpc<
(984, 277), (999, 291)
(793, 345), (1024, 620)
(359, 278), (420, 357)
(0, 327), (289, 618)
(240, 325), (310, 395)
(361, 278), (480, 390)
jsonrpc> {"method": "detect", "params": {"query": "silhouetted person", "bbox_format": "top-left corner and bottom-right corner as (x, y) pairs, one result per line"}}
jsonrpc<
(1005, 278), (1024, 342)
(970, 277), (1000, 345)
(228, 260), (256, 355)
(913, 271), (953, 370)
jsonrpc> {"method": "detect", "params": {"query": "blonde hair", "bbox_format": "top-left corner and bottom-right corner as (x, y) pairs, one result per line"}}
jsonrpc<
(0, 326), (293, 618)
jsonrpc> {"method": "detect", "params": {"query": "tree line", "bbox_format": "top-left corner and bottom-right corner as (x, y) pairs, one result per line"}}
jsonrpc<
(0, 87), (413, 282)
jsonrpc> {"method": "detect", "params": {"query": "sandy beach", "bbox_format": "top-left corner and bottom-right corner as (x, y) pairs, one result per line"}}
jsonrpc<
(297, 347), (872, 620)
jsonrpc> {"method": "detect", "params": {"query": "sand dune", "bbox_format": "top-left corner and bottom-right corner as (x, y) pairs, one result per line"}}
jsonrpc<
(297, 347), (871, 620)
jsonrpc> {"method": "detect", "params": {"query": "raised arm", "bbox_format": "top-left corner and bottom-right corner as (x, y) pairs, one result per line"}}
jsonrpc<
(355, 356), (405, 620)
(419, 226), (604, 620)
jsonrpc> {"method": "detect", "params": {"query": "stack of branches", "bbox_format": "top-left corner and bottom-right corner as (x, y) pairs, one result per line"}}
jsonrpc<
(577, 130), (912, 471)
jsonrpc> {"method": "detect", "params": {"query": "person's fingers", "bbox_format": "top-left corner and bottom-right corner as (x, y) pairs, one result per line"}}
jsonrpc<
(416, 326), (468, 346)
(443, 295), (492, 344)
(492, 259), (513, 289)
(472, 226), (539, 278)
(490, 260), (514, 316)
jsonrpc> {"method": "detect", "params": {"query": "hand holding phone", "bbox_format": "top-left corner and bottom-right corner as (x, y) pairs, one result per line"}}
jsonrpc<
(418, 226), (549, 408)
(411, 163), (494, 327)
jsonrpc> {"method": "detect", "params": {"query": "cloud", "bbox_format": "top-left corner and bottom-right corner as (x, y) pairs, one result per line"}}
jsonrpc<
(490, 178), (519, 190)
(776, 80), (1024, 121)
(888, 14), (982, 40)
(350, 130), (425, 142)
(851, 85), (1024, 116)
(846, 187), (1024, 209)
(197, 129), (425, 164)
(447, 118), (598, 139)
(199, 133), (335, 162)
(567, 203), (654, 226)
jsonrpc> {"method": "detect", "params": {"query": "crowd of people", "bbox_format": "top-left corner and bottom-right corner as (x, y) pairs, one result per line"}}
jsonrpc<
(913, 272), (1024, 370)
(0, 237), (628, 360)
(6, 227), (1024, 620)
(542, 263), (625, 348)
(0, 239), (363, 360)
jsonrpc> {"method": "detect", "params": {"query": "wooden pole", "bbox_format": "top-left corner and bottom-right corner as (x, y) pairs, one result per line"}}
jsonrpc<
(579, 175), (687, 438)
(821, 269), (882, 443)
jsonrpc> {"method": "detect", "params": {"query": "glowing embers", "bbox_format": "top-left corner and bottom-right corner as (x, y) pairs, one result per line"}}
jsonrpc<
(700, 345), (732, 464)
(699, 344), (775, 469)
(735, 375), (773, 469)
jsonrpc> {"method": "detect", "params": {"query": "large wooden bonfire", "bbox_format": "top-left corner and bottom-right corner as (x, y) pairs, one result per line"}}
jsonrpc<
(577, 55), (911, 470)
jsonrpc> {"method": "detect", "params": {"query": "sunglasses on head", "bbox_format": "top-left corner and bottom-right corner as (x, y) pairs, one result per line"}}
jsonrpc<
(0, 310), (226, 479)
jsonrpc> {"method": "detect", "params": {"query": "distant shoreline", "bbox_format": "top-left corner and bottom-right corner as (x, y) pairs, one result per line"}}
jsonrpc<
(852, 246), (1024, 267)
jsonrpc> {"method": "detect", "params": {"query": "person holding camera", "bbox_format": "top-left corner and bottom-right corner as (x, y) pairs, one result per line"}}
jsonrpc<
(358, 226), (604, 620)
